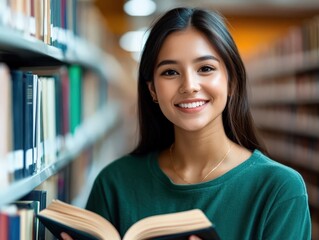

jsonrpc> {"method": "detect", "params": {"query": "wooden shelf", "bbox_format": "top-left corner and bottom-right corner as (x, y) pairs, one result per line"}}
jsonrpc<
(261, 134), (319, 172)
(249, 82), (319, 106)
(252, 109), (319, 138)
(247, 49), (319, 81)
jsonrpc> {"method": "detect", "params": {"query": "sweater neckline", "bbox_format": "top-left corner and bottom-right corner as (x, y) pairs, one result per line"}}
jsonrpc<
(149, 149), (261, 190)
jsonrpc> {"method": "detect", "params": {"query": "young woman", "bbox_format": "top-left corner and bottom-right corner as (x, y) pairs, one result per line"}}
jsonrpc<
(62, 7), (311, 240)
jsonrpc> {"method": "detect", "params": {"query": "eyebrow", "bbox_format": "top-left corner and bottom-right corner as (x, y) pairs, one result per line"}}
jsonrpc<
(156, 55), (220, 69)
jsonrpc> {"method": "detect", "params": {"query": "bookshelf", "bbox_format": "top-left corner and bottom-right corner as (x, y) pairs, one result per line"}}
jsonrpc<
(246, 15), (319, 239)
(0, 101), (120, 207)
(0, 1), (133, 239)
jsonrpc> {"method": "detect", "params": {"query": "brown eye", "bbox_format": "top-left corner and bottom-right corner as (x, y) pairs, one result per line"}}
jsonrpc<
(161, 69), (179, 76)
(198, 66), (215, 73)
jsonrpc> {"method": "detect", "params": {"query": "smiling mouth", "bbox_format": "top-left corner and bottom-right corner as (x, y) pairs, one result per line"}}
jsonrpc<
(176, 101), (208, 109)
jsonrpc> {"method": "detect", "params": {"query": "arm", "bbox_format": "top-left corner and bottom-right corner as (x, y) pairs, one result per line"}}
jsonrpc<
(263, 195), (311, 239)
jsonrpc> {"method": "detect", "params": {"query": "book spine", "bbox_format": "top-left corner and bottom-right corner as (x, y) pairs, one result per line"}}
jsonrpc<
(23, 72), (34, 177)
(68, 65), (82, 135)
(8, 214), (20, 240)
(0, 211), (8, 240)
(11, 70), (24, 181)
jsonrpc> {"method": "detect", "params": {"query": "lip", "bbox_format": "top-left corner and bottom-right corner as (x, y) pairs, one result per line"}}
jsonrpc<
(174, 99), (210, 113)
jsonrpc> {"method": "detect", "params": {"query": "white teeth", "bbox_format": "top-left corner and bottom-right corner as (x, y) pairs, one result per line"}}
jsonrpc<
(178, 101), (206, 109)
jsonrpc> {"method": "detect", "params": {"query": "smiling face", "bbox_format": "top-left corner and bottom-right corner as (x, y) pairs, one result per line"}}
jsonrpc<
(148, 27), (229, 133)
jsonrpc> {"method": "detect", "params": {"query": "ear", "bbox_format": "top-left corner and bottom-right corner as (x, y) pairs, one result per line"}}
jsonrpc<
(146, 81), (157, 100)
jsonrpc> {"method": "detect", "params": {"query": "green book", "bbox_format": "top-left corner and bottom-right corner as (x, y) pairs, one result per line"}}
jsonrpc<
(68, 65), (82, 135)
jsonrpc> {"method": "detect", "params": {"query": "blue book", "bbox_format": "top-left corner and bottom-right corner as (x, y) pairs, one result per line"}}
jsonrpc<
(23, 72), (35, 177)
(11, 70), (24, 180)
(8, 214), (20, 240)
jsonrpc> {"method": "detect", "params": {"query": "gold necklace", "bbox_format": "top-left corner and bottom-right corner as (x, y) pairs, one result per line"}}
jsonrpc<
(169, 143), (232, 184)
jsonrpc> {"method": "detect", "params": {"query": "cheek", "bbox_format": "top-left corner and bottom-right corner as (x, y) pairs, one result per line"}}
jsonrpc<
(205, 76), (228, 97)
(154, 81), (177, 102)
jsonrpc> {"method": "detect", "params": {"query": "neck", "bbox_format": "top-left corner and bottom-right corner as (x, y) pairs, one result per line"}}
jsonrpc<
(173, 127), (230, 167)
(169, 138), (232, 184)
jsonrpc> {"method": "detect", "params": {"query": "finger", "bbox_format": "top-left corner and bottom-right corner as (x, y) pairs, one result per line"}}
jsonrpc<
(60, 232), (73, 240)
(189, 235), (202, 240)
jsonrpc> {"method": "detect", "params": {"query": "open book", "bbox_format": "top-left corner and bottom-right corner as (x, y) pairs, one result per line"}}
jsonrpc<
(37, 200), (220, 240)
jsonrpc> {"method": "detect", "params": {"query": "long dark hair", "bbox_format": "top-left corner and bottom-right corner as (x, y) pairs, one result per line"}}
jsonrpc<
(131, 7), (267, 155)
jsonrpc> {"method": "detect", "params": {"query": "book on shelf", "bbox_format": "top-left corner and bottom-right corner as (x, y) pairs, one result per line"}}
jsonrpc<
(68, 65), (82, 135)
(15, 201), (39, 240)
(0, 200), (40, 240)
(41, 76), (57, 165)
(21, 190), (47, 240)
(14, 200), (40, 240)
(37, 200), (220, 240)
(23, 71), (35, 177)
(11, 70), (25, 180)
(0, 207), (9, 240)
(0, 63), (12, 187)
(0, 205), (20, 240)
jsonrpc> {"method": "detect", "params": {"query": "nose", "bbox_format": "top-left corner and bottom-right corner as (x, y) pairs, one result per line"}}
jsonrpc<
(179, 72), (200, 94)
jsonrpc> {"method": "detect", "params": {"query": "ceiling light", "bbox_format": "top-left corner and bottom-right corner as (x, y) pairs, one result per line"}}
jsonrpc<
(119, 28), (149, 52)
(124, 0), (156, 16)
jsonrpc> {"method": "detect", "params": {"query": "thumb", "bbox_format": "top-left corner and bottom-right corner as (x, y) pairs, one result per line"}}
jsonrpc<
(189, 235), (202, 240)
(60, 232), (73, 240)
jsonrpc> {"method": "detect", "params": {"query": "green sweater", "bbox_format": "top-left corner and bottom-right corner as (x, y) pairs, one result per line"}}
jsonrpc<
(86, 150), (311, 240)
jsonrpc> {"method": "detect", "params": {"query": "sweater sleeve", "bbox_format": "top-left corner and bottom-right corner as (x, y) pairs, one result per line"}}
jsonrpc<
(85, 173), (112, 222)
(263, 194), (311, 239)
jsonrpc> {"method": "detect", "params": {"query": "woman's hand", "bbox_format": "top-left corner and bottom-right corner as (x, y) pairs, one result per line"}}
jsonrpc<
(189, 235), (202, 240)
(60, 232), (73, 240)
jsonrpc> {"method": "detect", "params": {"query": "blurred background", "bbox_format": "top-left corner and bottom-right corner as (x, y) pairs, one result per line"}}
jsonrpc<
(0, 0), (318, 239)
(92, 0), (319, 69)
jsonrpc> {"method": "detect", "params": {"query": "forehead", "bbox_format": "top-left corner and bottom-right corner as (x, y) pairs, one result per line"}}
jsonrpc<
(157, 27), (220, 61)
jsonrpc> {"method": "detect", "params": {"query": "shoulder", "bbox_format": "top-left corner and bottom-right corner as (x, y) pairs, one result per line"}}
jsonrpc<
(251, 150), (308, 198)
